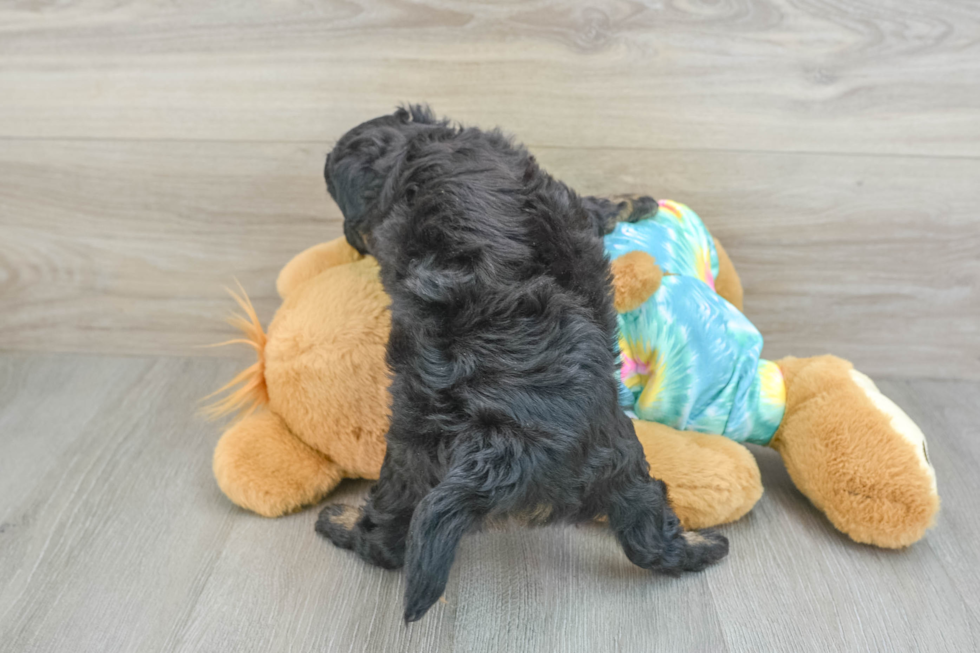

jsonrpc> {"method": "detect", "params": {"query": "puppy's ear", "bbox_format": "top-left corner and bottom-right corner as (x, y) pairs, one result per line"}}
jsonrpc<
(325, 151), (381, 254)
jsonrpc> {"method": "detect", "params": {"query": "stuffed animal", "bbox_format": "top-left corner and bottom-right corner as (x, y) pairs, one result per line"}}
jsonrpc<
(209, 230), (761, 531)
(209, 201), (938, 549)
(605, 200), (938, 548)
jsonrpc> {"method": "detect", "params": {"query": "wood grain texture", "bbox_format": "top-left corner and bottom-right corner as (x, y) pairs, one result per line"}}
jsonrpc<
(1, 354), (978, 652)
(0, 355), (239, 653)
(3, 3), (979, 649)
(0, 139), (331, 356)
(2, 0), (979, 378)
(1, 139), (977, 378)
(0, 0), (979, 156)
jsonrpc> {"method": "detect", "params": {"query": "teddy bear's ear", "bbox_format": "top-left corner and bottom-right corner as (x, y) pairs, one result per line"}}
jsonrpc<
(276, 238), (364, 299)
(610, 251), (662, 313)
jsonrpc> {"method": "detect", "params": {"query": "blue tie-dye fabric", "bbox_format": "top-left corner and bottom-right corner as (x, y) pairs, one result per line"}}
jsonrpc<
(605, 201), (785, 446)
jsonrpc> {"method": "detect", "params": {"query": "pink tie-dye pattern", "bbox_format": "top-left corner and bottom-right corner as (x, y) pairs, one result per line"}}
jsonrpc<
(621, 355), (650, 383)
(702, 259), (715, 290)
(657, 200), (683, 220)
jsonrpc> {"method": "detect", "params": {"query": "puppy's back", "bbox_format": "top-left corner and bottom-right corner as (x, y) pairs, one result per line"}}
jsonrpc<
(374, 126), (620, 441)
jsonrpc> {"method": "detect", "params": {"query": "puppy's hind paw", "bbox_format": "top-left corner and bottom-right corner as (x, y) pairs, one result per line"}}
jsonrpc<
(315, 504), (361, 549)
(679, 528), (729, 571)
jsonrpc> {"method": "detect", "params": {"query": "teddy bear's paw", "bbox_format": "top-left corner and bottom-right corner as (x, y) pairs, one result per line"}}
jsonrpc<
(315, 504), (362, 549)
(774, 355), (940, 548)
(848, 369), (937, 494)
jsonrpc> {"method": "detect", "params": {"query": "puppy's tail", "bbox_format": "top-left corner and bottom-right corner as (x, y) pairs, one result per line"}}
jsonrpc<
(201, 282), (269, 420)
(403, 475), (485, 623)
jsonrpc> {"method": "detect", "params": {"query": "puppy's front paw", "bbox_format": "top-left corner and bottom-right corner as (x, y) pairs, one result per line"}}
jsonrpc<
(315, 504), (361, 549)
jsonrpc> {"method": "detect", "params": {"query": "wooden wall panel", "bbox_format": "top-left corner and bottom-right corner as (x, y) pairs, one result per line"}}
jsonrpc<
(1, 0), (978, 378)
(0, 0), (979, 155)
(1, 140), (976, 378)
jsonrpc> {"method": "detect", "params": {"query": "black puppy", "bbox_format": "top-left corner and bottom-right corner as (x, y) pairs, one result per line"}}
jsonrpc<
(316, 106), (728, 622)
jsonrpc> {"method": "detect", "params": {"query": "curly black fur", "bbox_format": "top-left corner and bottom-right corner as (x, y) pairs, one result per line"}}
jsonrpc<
(316, 105), (728, 622)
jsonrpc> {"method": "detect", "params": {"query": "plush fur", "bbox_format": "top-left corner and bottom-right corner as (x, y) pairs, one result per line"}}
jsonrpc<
(211, 254), (389, 517)
(634, 420), (763, 529)
(772, 355), (939, 548)
(315, 106), (728, 622)
(610, 251), (663, 313)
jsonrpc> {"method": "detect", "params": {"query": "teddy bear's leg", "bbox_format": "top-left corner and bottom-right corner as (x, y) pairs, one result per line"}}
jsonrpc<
(712, 237), (744, 312)
(213, 411), (343, 517)
(276, 237), (364, 299)
(633, 419), (763, 529)
(771, 355), (939, 548)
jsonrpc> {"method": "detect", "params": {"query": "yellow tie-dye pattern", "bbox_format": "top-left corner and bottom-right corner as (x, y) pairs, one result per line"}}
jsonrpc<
(759, 360), (786, 406)
(696, 248), (713, 285)
(637, 349), (669, 413)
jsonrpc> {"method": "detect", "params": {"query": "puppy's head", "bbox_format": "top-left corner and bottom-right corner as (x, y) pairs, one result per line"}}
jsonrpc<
(325, 104), (442, 254)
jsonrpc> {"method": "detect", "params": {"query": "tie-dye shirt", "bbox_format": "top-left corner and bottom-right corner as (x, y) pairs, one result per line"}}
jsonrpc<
(605, 200), (786, 446)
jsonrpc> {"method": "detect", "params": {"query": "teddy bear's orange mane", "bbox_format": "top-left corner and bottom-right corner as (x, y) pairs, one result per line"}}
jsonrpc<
(202, 283), (269, 420)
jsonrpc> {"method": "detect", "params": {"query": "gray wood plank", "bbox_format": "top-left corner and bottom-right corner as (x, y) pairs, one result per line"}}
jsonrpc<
(4, 355), (979, 652)
(2, 141), (977, 380)
(0, 139), (328, 357)
(0, 355), (150, 525)
(170, 480), (460, 653)
(709, 445), (980, 653)
(0, 355), (241, 653)
(450, 523), (728, 653)
(0, 0), (979, 157)
(173, 487), (729, 653)
(705, 376), (980, 653)
(878, 378), (980, 627)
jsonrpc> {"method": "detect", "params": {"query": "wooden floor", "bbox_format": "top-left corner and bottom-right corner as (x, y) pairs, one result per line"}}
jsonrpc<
(2, 0), (980, 651)
(0, 353), (977, 652)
